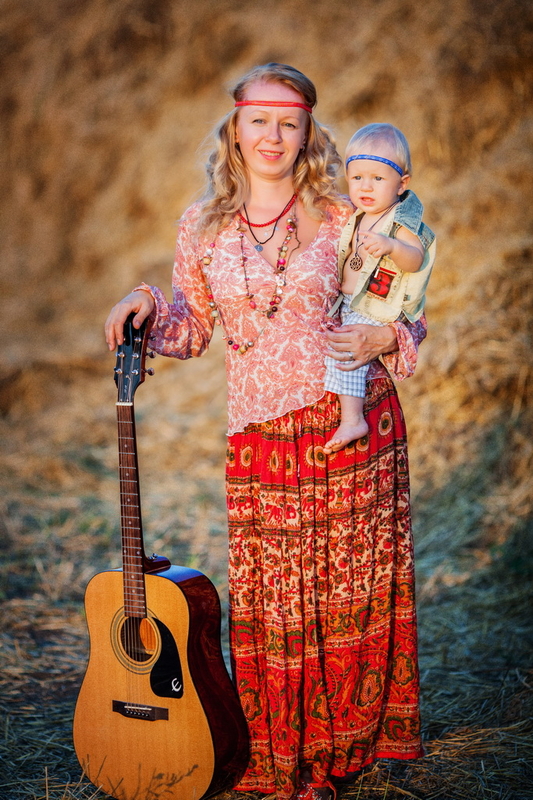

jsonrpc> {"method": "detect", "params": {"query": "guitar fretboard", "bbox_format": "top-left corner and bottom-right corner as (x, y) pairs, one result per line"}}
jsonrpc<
(117, 402), (147, 618)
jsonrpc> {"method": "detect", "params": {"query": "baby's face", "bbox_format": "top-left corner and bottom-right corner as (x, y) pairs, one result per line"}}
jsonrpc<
(345, 142), (410, 216)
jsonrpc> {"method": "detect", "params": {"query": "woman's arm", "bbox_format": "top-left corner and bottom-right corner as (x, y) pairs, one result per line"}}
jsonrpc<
(104, 205), (214, 358)
(381, 315), (427, 379)
(325, 314), (427, 380)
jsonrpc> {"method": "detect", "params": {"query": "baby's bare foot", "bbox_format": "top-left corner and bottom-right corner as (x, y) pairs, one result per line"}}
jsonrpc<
(323, 418), (369, 454)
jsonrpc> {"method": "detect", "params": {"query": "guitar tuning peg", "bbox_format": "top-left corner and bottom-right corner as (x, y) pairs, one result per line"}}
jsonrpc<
(145, 368), (155, 376)
(147, 351), (156, 359)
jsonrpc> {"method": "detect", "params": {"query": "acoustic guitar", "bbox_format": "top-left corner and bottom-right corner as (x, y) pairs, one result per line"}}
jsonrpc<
(73, 314), (249, 800)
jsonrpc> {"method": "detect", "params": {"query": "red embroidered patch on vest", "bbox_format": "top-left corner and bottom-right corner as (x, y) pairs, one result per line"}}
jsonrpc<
(367, 267), (396, 299)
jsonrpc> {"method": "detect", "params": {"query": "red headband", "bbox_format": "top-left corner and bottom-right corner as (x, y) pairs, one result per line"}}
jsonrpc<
(235, 100), (313, 114)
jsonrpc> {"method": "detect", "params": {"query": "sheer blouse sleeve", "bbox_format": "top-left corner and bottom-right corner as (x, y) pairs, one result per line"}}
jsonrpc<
(378, 314), (428, 381)
(135, 204), (214, 360)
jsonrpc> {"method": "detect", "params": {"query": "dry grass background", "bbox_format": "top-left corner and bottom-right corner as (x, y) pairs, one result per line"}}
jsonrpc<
(1, 0), (532, 798)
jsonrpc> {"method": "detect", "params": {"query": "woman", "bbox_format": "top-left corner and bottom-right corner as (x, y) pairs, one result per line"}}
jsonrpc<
(105, 63), (425, 800)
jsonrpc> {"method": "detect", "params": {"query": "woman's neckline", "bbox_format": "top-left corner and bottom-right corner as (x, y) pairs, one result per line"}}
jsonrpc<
(239, 215), (327, 270)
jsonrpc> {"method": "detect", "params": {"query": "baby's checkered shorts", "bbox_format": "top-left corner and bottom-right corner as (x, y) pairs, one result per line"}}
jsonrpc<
(324, 298), (383, 398)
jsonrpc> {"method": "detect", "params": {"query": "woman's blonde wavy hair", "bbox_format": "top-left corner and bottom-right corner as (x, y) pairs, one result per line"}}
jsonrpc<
(198, 63), (348, 237)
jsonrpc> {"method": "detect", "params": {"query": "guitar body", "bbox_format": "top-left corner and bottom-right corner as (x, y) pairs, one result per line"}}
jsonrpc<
(74, 565), (248, 800)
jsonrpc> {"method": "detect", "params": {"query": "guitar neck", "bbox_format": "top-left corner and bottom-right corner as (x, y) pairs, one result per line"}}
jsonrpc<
(117, 400), (147, 618)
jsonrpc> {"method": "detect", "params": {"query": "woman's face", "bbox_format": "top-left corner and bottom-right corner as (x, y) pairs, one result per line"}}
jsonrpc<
(235, 81), (308, 184)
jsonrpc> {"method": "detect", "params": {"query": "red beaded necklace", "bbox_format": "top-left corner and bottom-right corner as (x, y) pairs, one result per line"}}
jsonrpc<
(238, 193), (297, 227)
(201, 212), (299, 355)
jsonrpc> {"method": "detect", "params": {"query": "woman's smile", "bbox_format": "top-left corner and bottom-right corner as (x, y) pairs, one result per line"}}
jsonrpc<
(258, 149), (284, 159)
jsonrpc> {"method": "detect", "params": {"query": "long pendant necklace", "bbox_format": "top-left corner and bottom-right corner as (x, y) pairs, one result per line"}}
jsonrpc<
(240, 193), (297, 251)
(200, 215), (298, 355)
(349, 200), (400, 271)
(242, 213), (278, 251)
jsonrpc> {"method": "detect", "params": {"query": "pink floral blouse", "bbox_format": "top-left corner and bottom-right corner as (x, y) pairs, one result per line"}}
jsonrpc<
(140, 202), (426, 435)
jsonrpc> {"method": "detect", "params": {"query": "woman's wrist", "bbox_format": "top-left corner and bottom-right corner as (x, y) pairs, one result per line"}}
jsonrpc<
(133, 283), (155, 298)
(382, 323), (399, 354)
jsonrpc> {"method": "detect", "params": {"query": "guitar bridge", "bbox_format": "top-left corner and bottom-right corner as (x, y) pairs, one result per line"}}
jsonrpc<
(112, 700), (169, 721)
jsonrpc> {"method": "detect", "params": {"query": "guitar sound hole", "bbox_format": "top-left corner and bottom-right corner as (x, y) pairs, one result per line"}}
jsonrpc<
(120, 617), (158, 663)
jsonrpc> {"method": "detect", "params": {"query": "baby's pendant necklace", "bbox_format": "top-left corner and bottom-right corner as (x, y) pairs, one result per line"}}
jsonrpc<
(239, 193), (297, 251)
(200, 214), (299, 355)
(349, 200), (400, 271)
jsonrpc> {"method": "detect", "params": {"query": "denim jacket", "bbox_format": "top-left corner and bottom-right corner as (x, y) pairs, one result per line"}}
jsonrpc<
(330, 190), (436, 324)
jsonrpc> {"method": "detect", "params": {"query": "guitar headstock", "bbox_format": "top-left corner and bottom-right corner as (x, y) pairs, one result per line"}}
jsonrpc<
(114, 314), (154, 402)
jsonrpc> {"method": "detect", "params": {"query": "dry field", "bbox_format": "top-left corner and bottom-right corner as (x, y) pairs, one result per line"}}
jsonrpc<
(1, 0), (533, 797)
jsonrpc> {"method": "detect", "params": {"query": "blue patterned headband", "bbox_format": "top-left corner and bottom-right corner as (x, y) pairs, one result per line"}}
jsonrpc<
(346, 154), (404, 176)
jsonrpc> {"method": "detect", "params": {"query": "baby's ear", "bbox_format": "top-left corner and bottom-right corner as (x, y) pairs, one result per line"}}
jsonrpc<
(398, 174), (411, 194)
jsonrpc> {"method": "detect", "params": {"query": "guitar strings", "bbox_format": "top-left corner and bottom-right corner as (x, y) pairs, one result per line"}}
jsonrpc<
(119, 375), (149, 704)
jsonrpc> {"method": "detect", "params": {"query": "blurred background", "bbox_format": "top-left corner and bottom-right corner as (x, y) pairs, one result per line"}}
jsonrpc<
(0, 0), (532, 798)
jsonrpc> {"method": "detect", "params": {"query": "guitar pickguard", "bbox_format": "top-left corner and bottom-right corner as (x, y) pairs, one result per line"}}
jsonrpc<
(150, 618), (184, 699)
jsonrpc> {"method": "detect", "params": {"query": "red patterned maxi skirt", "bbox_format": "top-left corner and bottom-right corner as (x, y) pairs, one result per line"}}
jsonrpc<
(226, 381), (423, 799)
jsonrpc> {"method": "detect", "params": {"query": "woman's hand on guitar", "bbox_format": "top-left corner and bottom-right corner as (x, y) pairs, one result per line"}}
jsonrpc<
(105, 290), (155, 351)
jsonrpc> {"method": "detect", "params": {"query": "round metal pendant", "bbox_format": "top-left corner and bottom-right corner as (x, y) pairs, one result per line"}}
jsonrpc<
(349, 254), (363, 270)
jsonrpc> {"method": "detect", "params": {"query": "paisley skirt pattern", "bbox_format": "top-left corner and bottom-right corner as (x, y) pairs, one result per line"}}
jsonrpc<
(226, 384), (423, 799)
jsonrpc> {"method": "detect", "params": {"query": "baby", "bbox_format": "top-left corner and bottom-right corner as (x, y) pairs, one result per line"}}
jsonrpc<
(324, 123), (436, 454)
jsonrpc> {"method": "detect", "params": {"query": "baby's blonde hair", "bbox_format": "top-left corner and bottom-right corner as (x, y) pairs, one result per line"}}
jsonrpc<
(346, 123), (412, 176)
(198, 63), (348, 237)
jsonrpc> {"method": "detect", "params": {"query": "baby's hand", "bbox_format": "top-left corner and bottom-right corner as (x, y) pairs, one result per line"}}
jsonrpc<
(358, 231), (393, 258)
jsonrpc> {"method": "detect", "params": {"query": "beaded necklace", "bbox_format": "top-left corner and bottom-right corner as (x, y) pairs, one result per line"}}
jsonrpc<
(201, 214), (298, 355)
(238, 193), (297, 228)
(240, 193), (297, 251)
